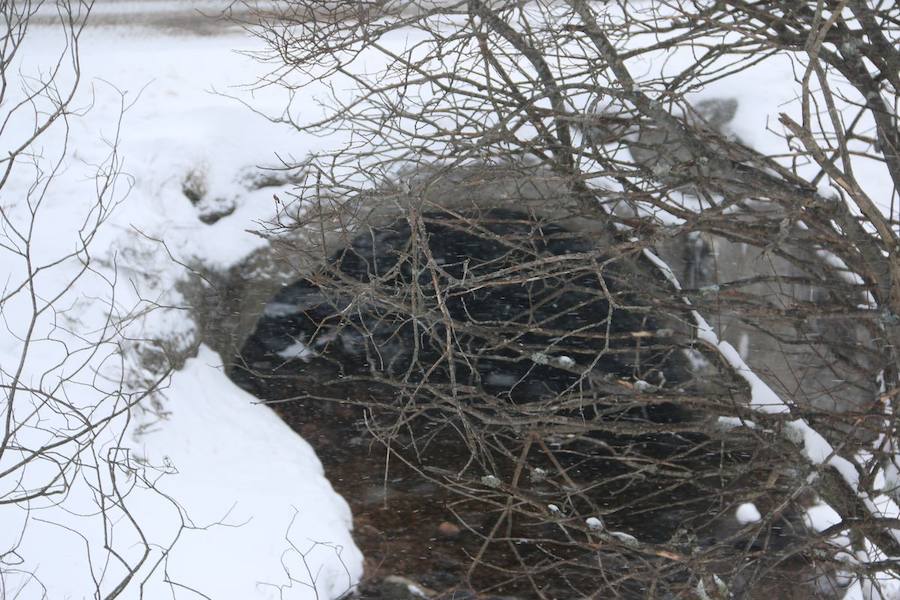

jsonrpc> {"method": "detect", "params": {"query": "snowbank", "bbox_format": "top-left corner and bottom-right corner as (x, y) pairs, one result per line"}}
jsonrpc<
(0, 18), (362, 600)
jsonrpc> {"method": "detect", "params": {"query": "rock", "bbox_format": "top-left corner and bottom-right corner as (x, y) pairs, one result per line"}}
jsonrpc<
(182, 167), (207, 205)
(196, 197), (236, 224)
(237, 165), (305, 190)
(689, 97), (739, 133)
(361, 575), (434, 599)
(436, 521), (461, 539)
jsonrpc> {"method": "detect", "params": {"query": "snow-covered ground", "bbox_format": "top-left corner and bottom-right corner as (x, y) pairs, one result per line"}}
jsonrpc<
(0, 12), (363, 600)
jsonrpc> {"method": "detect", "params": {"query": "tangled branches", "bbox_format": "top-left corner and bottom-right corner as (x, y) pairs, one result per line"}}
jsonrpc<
(233, 0), (900, 597)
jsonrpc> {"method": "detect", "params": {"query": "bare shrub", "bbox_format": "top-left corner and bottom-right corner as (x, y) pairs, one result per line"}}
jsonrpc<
(230, 0), (900, 597)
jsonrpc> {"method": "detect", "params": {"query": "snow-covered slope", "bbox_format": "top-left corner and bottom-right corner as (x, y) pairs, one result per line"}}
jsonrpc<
(0, 17), (362, 600)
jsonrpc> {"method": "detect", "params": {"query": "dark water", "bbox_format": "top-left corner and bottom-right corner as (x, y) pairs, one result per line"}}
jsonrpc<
(230, 209), (837, 598)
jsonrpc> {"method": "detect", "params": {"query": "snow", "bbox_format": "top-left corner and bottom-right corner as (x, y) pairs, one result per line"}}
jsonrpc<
(556, 355), (576, 368)
(804, 501), (843, 533)
(126, 347), (360, 599)
(278, 341), (317, 361)
(585, 517), (604, 530)
(0, 15), (363, 600)
(735, 503), (762, 525)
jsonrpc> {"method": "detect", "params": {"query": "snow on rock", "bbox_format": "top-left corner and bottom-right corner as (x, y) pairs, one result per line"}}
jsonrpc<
(735, 503), (762, 525)
(633, 379), (654, 392)
(609, 531), (638, 544)
(481, 475), (502, 488)
(556, 355), (576, 369)
(803, 501), (843, 533)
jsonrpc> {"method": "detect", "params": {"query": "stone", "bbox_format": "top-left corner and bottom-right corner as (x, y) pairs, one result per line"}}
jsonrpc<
(436, 521), (461, 539)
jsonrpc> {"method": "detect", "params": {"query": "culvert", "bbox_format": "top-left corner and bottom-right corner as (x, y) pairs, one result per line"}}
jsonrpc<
(185, 166), (660, 371)
(185, 167), (841, 598)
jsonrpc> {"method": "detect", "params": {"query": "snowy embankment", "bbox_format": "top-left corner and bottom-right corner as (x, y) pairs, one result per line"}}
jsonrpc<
(0, 19), (361, 600)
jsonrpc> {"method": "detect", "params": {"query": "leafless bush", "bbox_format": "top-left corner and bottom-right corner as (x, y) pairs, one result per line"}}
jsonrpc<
(232, 0), (900, 597)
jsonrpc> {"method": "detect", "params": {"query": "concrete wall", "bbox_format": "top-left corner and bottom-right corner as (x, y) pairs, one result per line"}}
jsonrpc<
(656, 230), (879, 445)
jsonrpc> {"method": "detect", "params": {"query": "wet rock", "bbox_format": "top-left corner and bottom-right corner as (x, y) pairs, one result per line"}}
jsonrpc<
(436, 522), (461, 539)
(196, 197), (236, 224)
